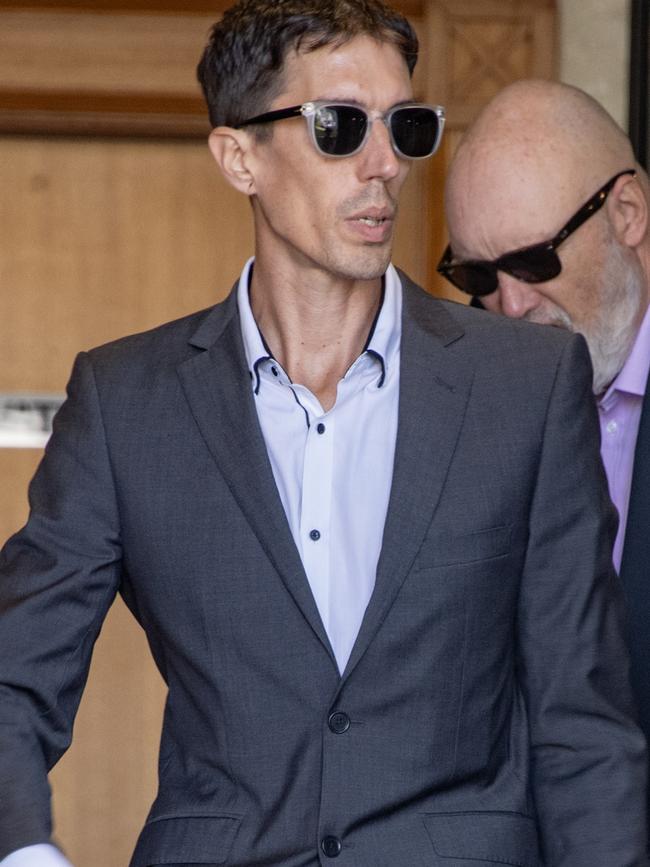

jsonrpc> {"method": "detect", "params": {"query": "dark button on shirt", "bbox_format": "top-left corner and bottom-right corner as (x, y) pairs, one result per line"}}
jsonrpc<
(309, 529), (321, 541)
(317, 422), (326, 434)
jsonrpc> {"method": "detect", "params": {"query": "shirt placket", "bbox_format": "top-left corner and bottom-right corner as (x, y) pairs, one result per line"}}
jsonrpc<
(299, 409), (335, 640)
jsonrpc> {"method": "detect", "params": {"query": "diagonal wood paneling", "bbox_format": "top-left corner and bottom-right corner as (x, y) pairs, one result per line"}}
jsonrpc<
(428, 0), (556, 132)
(425, 0), (556, 299)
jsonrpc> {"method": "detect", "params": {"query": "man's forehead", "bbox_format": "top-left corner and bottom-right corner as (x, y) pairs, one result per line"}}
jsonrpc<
(448, 148), (589, 257)
(277, 35), (412, 105)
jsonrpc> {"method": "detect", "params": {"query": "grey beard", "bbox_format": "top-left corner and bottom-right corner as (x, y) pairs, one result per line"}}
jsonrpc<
(523, 238), (646, 395)
(583, 240), (646, 395)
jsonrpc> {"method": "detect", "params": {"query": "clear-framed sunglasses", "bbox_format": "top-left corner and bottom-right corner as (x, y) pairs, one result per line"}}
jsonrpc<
(236, 100), (446, 160)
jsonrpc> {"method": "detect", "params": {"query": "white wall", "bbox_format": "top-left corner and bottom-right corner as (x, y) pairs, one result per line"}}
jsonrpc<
(558, 0), (630, 129)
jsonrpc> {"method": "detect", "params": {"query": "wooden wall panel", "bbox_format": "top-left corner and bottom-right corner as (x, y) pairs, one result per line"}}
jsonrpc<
(0, 136), (252, 392)
(0, 9), (212, 134)
(0, 12), (211, 93)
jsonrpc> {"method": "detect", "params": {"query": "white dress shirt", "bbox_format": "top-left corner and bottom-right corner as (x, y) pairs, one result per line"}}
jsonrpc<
(4, 259), (402, 865)
(239, 257), (401, 672)
(1, 845), (71, 866)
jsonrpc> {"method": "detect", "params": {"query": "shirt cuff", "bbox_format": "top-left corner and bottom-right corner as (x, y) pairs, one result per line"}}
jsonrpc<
(0, 845), (73, 866)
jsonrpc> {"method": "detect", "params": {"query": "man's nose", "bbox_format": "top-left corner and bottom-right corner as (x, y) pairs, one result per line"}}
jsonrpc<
(491, 272), (543, 319)
(357, 119), (401, 182)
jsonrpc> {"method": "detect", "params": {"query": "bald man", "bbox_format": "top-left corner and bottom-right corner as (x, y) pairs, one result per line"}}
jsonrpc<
(441, 78), (650, 819)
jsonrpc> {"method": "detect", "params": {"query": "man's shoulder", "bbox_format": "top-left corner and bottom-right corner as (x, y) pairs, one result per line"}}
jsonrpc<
(85, 291), (236, 371)
(399, 270), (578, 362)
(64, 290), (240, 405)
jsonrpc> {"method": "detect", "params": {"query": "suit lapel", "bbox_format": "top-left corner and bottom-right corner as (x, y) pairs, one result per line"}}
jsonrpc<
(177, 290), (335, 663)
(342, 276), (474, 680)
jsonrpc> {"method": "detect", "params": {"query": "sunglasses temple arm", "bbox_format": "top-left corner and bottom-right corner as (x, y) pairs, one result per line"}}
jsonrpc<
(237, 105), (303, 128)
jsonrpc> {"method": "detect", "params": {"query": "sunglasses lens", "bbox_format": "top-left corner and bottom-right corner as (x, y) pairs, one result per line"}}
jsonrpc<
(500, 247), (561, 283)
(313, 105), (367, 155)
(444, 263), (498, 296)
(391, 107), (440, 158)
(440, 245), (564, 296)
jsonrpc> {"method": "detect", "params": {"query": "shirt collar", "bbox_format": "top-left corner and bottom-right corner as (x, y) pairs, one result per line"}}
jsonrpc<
(237, 259), (271, 394)
(599, 302), (650, 407)
(236, 256), (402, 393)
(359, 263), (401, 388)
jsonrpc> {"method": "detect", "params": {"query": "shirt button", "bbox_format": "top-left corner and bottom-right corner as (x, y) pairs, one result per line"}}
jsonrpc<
(317, 422), (326, 434)
(271, 366), (279, 377)
(606, 420), (618, 434)
(328, 711), (350, 734)
(321, 836), (342, 858)
(309, 529), (321, 541)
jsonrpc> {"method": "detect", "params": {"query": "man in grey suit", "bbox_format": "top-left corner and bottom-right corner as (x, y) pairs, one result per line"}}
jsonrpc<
(0, 4), (647, 866)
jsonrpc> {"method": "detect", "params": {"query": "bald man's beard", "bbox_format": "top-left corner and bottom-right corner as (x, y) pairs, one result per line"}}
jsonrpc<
(524, 235), (646, 395)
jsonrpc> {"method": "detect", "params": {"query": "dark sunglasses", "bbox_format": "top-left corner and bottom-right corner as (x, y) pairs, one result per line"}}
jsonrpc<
(236, 100), (445, 160)
(437, 169), (637, 297)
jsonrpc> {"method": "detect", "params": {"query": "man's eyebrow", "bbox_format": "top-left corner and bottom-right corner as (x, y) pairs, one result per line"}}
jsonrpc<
(315, 95), (364, 106)
(311, 97), (417, 110)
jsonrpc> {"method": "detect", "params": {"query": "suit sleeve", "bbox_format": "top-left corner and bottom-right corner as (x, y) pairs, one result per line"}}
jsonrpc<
(0, 352), (122, 859)
(517, 332), (648, 866)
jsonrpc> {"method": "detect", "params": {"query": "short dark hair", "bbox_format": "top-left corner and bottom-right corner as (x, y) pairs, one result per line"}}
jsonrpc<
(196, 0), (419, 130)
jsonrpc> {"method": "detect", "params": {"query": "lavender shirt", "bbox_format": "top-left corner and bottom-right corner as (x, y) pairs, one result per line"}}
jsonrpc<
(598, 304), (650, 571)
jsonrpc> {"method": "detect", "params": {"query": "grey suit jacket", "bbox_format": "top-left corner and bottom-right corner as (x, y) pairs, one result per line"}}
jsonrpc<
(0, 272), (647, 867)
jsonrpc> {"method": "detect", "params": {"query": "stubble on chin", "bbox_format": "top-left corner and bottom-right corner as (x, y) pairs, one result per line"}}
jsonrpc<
(331, 191), (399, 281)
(322, 234), (394, 283)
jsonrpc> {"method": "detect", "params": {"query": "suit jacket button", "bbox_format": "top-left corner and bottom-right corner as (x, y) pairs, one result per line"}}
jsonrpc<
(328, 711), (351, 734)
(321, 836), (342, 858)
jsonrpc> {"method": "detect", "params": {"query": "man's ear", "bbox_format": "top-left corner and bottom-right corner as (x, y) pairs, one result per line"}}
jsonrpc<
(208, 127), (257, 196)
(610, 171), (648, 249)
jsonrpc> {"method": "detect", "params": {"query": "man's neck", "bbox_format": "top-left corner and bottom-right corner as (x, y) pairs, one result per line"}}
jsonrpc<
(250, 260), (383, 411)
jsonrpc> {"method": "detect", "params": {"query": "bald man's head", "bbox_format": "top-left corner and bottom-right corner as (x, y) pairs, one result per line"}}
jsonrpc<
(446, 80), (637, 259)
(442, 79), (649, 394)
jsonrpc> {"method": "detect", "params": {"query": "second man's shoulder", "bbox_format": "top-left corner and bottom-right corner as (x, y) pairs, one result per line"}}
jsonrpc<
(400, 272), (585, 363)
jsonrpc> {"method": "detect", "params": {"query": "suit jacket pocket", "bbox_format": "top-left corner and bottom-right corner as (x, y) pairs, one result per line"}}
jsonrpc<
(414, 525), (514, 571)
(422, 811), (540, 866)
(129, 812), (243, 866)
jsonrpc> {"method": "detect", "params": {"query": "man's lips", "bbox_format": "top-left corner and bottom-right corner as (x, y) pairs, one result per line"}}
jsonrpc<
(345, 207), (395, 242)
(347, 206), (395, 223)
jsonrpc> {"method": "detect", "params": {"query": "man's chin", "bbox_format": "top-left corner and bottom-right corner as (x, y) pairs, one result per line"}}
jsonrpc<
(332, 248), (392, 282)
